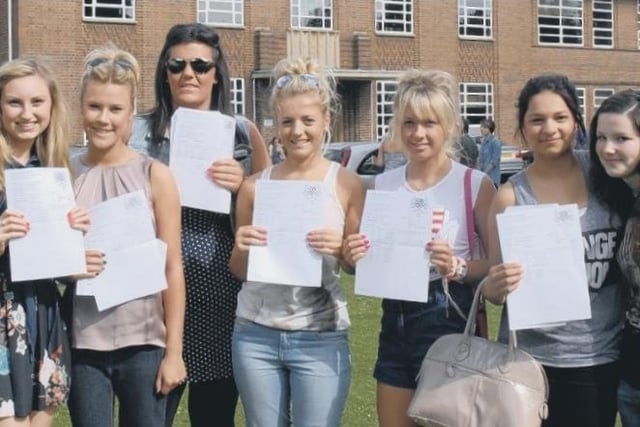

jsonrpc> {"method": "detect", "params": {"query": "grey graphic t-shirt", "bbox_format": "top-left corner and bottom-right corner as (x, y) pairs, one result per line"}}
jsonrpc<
(498, 151), (625, 367)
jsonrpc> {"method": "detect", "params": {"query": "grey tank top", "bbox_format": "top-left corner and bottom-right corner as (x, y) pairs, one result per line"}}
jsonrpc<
(235, 162), (351, 331)
(498, 151), (625, 367)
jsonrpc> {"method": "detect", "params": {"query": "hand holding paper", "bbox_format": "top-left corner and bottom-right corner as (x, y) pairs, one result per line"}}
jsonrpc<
(5, 168), (86, 281)
(497, 204), (591, 330)
(169, 107), (236, 213)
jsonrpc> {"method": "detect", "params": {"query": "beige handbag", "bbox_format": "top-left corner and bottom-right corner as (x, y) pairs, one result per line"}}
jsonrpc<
(407, 280), (549, 427)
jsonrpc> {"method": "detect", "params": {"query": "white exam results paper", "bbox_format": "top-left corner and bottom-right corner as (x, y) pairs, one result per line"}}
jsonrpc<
(77, 191), (167, 311)
(5, 168), (86, 281)
(169, 107), (235, 213)
(497, 203), (591, 330)
(355, 190), (432, 302)
(247, 180), (325, 287)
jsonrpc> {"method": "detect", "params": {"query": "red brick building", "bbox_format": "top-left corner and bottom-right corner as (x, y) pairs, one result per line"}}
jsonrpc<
(1, 0), (639, 144)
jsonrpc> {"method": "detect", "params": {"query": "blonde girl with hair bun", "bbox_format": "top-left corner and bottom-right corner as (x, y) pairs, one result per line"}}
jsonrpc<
(68, 46), (186, 427)
(229, 57), (365, 427)
(344, 69), (496, 427)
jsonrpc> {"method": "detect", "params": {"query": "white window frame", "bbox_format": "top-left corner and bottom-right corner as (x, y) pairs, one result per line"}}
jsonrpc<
(375, 80), (397, 141)
(83, 0), (135, 23)
(231, 78), (245, 115)
(575, 87), (586, 122)
(537, 0), (584, 46)
(375, 0), (414, 35)
(592, 0), (613, 48)
(291, 0), (333, 30)
(197, 0), (244, 27)
(458, 0), (492, 40)
(593, 87), (615, 109)
(637, 29), (640, 49)
(459, 82), (494, 136)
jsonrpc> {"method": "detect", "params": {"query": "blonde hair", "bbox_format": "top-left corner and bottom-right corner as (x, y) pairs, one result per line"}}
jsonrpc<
(391, 69), (460, 155)
(269, 57), (339, 145)
(0, 57), (69, 190)
(80, 45), (140, 104)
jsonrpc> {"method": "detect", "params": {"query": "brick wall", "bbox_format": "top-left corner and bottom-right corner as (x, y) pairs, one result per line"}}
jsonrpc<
(0, 0), (8, 63)
(8, 0), (640, 144)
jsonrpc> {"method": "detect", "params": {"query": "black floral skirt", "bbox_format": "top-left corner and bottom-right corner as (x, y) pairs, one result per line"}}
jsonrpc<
(0, 282), (71, 418)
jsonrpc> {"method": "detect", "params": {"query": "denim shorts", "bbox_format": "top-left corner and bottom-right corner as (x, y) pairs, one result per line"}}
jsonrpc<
(373, 279), (472, 389)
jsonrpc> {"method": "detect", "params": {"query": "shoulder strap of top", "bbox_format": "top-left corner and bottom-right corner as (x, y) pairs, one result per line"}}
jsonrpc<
(259, 165), (274, 180)
(323, 161), (340, 183)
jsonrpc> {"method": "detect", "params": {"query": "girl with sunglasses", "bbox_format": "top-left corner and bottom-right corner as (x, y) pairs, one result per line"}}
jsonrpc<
(590, 89), (640, 426)
(129, 23), (270, 427)
(229, 57), (365, 427)
(68, 46), (186, 427)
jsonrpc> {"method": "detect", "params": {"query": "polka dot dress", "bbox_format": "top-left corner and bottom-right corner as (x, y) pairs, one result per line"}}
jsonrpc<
(181, 207), (241, 382)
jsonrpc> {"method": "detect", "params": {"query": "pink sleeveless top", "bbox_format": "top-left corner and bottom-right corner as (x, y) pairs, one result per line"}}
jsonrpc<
(70, 152), (166, 351)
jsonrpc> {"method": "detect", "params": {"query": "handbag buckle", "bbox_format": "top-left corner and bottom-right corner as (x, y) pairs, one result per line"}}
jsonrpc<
(454, 341), (470, 361)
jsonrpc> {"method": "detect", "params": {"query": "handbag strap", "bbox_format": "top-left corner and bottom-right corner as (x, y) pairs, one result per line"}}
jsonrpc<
(464, 168), (474, 253)
(464, 278), (518, 353)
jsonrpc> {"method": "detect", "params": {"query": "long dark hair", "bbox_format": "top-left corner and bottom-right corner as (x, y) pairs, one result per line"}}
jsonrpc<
(515, 74), (586, 146)
(148, 23), (232, 144)
(589, 89), (640, 219)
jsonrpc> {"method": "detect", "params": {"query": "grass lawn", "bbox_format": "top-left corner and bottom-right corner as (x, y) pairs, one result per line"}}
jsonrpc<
(53, 274), (621, 426)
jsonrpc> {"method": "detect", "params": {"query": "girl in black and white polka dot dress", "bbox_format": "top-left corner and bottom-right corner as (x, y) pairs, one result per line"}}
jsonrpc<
(129, 23), (270, 427)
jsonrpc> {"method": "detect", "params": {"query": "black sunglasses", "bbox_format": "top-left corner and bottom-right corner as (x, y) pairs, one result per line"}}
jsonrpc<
(166, 57), (215, 75)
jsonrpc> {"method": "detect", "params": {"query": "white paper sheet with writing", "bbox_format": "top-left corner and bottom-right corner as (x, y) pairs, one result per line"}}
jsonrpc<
(92, 239), (167, 311)
(5, 168), (86, 281)
(169, 107), (235, 213)
(497, 203), (591, 330)
(355, 190), (432, 302)
(247, 180), (325, 287)
(76, 191), (167, 310)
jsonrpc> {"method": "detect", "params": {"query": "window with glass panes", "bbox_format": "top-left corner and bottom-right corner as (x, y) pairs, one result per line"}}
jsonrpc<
(458, 0), (492, 39)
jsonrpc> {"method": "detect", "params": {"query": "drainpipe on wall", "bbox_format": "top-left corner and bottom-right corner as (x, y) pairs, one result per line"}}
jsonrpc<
(7, 0), (12, 60)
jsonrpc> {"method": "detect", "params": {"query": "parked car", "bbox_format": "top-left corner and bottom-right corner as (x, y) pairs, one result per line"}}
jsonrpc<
(324, 141), (381, 187)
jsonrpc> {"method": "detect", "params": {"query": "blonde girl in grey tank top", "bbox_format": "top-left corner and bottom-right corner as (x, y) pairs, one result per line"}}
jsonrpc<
(228, 58), (365, 427)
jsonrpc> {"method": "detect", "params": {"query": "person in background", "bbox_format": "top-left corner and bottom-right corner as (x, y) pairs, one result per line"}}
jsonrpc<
(228, 57), (364, 427)
(375, 124), (407, 172)
(483, 74), (624, 427)
(69, 45), (186, 427)
(477, 118), (501, 185)
(0, 57), (94, 426)
(128, 23), (270, 427)
(590, 89), (640, 427)
(268, 136), (285, 164)
(454, 117), (479, 167)
(344, 69), (495, 427)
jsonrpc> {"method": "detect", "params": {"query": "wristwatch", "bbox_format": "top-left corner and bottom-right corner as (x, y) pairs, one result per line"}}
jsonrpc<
(452, 257), (468, 282)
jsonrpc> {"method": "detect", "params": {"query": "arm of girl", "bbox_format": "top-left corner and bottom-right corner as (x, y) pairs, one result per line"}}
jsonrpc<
(247, 120), (271, 173)
(333, 168), (366, 274)
(150, 161), (187, 395)
(229, 177), (266, 281)
(428, 176), (496, 283)
(206, 121), (271, 193)
(482, 181), (524, 305)
(0, 210), (29, 256)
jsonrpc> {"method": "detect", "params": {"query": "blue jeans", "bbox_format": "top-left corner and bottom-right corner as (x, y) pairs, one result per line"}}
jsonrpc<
(68, 345), (166, 427)
(619, 380), (640, 427)
(232, 318), (351, 427)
